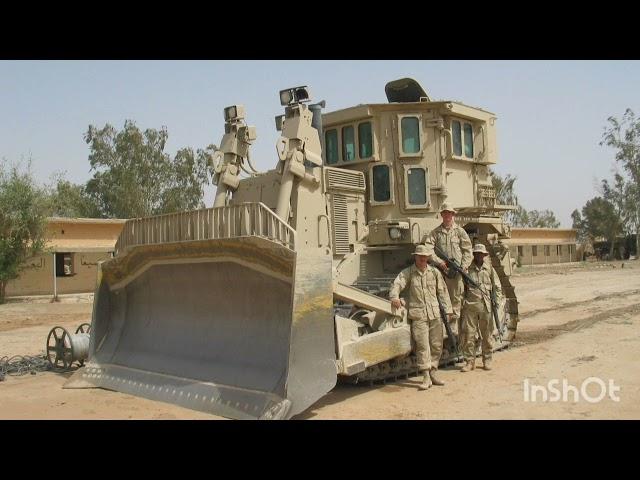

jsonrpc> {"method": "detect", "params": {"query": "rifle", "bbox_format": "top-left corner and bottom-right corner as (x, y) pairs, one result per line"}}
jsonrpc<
(433, 244), (479, 289)
(438, 296), (460, 358)
(434, 244), (503, 342)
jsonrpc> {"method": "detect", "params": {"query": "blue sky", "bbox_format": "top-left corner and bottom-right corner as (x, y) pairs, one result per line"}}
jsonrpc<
(1, 60), (638, 226)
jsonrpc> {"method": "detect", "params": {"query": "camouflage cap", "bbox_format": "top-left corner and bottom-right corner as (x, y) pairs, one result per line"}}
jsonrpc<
(440, 203), (457, 214)
(412, 244), (434, 256)
(473, 244), (489, 255)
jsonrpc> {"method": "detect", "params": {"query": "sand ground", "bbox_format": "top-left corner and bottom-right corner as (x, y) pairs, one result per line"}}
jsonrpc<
(1, 260), (638, 420)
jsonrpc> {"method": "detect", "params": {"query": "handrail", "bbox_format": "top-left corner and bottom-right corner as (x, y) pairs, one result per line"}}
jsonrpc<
(114, 203), (296, 256)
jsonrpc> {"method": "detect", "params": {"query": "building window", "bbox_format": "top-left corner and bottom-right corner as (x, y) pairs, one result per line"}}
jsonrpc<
(55, 252), (74, 277)
(545, 245), (550, 256)
(407, 167), (427, 205)
(358, 122), (373, 159)
(557, 245), (562, 255)
(464, 123), (474, 158)
(532, 246), (538, 257)
(517, 246), (524, 257)
(401, 117), (421, 154)
(342, 126), (355, 161)
(325, 129), (339, 165)
(372, 164), (391, 202)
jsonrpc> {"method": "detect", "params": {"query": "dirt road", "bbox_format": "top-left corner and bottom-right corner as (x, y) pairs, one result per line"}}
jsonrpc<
(1, 261), (639, 419)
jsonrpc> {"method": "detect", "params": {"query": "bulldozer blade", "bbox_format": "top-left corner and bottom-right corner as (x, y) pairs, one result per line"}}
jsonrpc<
(66, 237), (336, 419)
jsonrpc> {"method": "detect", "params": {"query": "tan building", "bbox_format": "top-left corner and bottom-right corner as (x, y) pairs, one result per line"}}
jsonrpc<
(6, 217), (126, 298)
(503, 228), (578, 266)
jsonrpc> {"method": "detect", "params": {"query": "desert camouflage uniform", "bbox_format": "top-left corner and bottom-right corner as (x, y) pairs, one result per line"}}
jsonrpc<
(389, 264), (453, 371)
(427, 222), (472, 337)
(462, 259), (503, 362)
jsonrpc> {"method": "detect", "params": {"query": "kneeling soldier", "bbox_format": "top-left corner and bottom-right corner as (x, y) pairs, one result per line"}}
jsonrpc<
(389, 244), (453, 390)
(461, 244), (503, 372)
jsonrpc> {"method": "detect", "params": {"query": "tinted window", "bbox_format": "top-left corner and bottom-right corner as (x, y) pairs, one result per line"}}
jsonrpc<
(325, 129), (338, 164)
(372, 165), (390, 202)
(452, 120), (462, 156)
(401, 117), (420, 154)
(464, 123), (474, 157)
(358, 122), (373, 159)
(407, 168), (427, 205)
(342, 126), (355, 161)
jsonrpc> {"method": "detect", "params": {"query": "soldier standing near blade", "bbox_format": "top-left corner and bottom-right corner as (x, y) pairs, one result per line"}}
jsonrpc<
(426, 203), (472, 346)
(460, 244), (503, 371)
(389, 244), (453, 390)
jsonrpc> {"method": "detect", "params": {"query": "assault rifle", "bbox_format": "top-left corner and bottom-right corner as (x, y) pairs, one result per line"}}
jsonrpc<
(433, 244), (503, 342)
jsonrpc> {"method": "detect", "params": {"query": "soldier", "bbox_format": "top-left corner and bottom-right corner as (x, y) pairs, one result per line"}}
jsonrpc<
(426, 203), (472, 345)
(389, 244), (453, 390)
(460, 244), (503, 372)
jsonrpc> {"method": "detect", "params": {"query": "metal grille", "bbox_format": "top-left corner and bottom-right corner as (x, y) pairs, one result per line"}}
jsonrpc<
(331, 194), (351, 255)
(478, 185), (496, 208)
(325, 167), (365, 191)
(114, 202), (296, 255)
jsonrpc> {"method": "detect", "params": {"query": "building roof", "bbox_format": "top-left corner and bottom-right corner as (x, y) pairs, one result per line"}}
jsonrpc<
(45, 217), (126, 252)
(510, 227), (577, 233)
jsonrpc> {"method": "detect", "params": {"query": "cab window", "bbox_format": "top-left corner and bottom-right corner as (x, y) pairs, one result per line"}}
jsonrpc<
(401, 117), (420, 154)
(464, 123), (474, 158)
(407, 168), (427, 205)
(342, 126), (356, 161)
(452, 120), (462, 156)
(358, 122), (373, 159)
(372, 164), (390, 202)
(325, 129), (338, 164)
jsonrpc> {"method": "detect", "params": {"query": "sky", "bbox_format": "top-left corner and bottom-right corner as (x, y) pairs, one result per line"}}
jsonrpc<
(1, 60), (638, 227)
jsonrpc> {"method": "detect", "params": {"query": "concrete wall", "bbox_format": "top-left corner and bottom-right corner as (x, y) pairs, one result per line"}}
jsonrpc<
(5, 252), (112, 296)
(5, 218), (125, 297)
(504, 228), (578, 266)
(507, 243), (576, 266)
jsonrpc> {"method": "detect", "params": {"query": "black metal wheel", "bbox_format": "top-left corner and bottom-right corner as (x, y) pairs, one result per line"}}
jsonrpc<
(46, 326), (74, 370)
(75, 323), (91, 334)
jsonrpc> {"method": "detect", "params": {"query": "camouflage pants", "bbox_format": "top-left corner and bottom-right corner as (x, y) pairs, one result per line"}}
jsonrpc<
(411, 316), (443, 371)
(462, 308), (493, 361)
(444, 274), (464, 336)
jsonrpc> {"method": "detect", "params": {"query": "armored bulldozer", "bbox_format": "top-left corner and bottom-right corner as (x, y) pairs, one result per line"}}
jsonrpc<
(66, 78), (519, 419)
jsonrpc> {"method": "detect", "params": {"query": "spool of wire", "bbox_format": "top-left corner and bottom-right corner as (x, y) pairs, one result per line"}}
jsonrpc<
(46, 325), (91, 370)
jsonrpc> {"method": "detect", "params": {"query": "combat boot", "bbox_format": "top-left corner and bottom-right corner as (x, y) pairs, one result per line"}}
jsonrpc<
(418, 372), (432, 390)
(483, 358), (492, 371)
(460, 358), (475, 372)
(429, 369), (445, 386)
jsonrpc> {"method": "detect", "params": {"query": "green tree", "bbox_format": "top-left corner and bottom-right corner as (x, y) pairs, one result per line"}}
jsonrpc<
(491, 171), (561, 228)
(491, 171), (519, 224)
(46, 175), (102, 218)
(571, 209), (587, 241)
(511, 206), (560, 228)
(526, 209), (561, 228)
(0, 160), (50, 303)
(601, 109), (640, 258)
(580, 196), (621, 257)
(83, 121), (212, 218)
